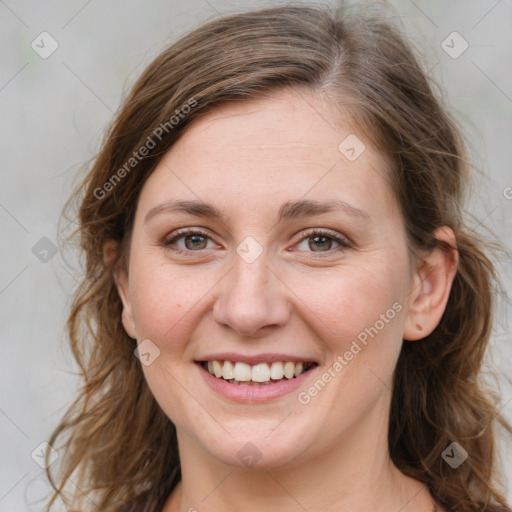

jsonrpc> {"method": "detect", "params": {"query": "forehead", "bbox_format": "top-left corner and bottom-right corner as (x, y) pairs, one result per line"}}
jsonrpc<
(135, 88), (399, 225)
(177, 88), (358, 162)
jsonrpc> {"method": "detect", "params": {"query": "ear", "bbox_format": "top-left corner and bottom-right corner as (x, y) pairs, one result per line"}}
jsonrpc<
(103, 239), (137, 340)
(403, 227), (459, 341)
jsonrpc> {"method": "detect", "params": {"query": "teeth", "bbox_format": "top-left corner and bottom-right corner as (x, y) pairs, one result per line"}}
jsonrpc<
(213, 360), (223, 378)
(204, 360), (313, 384)
(233, 362), (252, 381)
(270, 361), (284, 380)
(283, 362), (295, 379)
(252, 363), (270, 382)
(222, 360), (234, 379)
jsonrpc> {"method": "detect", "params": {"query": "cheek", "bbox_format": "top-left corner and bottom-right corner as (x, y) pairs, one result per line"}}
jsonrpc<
(128, 262), (208, 428)
(289, 266), (405, 431)
(128, 260), (200, 350)
(289, 262), (407, 414)
(294, 262), (405, 349)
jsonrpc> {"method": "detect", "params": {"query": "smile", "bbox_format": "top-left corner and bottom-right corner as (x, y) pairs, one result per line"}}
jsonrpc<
(201, 360), (317, 385)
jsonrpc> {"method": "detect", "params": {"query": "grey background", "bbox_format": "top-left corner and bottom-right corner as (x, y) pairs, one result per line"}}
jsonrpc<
(1, 0), (511, 510)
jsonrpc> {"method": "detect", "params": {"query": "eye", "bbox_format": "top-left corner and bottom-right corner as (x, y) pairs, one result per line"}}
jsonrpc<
(163, 228), (219, 254)
(290, 228), (352, 257)
(162, 227), (352, 258)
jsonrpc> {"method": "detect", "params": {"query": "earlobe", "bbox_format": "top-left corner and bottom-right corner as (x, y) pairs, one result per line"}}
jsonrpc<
(103, 239), (137, 340)
(116, 268), (138, 340)
(403, 227), (459, 341)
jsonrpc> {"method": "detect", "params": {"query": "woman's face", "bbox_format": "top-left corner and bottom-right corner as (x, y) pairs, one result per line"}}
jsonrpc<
(117, 88), (417, 469)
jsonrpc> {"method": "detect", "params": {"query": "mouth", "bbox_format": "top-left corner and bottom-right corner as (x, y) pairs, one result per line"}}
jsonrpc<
(198, 360), (318, 386)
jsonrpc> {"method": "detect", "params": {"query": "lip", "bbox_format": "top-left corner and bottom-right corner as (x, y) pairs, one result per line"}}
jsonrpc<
(196, 352), (319, 365)
(196, 361), (319, 403)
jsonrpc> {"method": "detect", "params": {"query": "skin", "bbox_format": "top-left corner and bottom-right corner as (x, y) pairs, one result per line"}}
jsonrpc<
(111, 88), (457, 511)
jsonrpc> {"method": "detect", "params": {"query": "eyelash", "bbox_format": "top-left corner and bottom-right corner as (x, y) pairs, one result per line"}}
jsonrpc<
(163, 227), (352, 258)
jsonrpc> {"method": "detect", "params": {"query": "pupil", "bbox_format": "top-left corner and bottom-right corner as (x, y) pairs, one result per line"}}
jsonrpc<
(185, 235), (206, 250)
(310, 235), (331, 252)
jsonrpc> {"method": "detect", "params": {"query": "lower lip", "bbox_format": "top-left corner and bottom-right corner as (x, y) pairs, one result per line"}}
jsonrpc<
(196, 363), (318, 403)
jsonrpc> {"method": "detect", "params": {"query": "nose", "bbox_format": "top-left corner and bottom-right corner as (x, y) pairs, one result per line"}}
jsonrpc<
(212, 250), (291, 338)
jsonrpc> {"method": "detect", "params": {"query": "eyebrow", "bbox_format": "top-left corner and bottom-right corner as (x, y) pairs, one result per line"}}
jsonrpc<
(144, 198), (372, 224)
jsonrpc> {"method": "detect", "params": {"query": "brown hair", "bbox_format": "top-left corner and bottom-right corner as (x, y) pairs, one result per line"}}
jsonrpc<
(46, 4), (511, 511)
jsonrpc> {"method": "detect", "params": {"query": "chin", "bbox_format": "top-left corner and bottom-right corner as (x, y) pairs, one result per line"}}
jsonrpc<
(192, 418), (319, 470)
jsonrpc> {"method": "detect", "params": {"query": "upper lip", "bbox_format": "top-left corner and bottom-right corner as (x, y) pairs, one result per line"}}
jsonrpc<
(195, 353), (319, 365)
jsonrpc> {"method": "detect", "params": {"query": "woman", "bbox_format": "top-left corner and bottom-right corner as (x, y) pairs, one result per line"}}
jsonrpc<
(46, 4), (511, 511)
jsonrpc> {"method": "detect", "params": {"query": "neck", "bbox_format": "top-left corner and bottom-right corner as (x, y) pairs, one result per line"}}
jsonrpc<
(164, 415), (436, 512)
